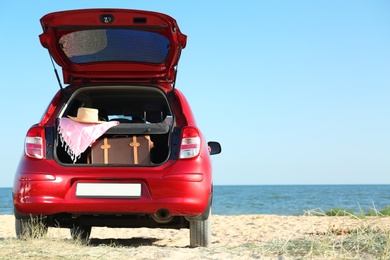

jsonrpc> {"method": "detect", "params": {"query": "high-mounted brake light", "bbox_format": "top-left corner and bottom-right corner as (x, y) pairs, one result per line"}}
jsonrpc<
(180, 127), (201, 159)
(25, 126), (46, 159)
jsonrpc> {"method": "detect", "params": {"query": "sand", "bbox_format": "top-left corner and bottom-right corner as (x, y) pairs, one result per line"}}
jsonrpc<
(1, 213), (390, 259)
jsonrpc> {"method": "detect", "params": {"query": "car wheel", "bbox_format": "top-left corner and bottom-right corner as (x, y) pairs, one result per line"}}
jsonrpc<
(70, 225), (92, 241)
(189, 209), (211, 247)
(15, 217), (48, 239)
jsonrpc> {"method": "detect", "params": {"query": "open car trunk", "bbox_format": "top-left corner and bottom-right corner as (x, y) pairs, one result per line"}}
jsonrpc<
(55, 85), (173, 165)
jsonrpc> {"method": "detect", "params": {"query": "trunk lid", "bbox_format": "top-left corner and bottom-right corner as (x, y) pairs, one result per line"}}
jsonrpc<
(39, 9), (187, 88)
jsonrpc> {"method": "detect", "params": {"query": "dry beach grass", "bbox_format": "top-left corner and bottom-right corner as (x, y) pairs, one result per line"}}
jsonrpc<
(1, 211), (390, 259)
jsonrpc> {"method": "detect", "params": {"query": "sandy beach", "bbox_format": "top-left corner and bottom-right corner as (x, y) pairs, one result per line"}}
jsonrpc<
(1, 213), (390, 259)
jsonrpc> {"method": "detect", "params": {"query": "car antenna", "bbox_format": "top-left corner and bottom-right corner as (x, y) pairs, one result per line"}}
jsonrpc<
(48, 51), (63, 90)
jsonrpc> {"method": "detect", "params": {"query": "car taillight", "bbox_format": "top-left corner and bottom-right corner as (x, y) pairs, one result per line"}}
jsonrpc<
(25, 126), (45, 159)
(180, 126), (201, 159)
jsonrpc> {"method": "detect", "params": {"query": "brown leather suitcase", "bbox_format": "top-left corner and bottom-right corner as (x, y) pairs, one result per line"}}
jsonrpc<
(90, 136), (153, 165)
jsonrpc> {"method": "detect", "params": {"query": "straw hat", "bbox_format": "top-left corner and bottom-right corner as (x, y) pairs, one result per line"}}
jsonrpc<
(68, 107), (105, 124)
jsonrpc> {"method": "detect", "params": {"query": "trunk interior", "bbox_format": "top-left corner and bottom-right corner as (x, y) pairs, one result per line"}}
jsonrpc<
(55, 85), (173, 165)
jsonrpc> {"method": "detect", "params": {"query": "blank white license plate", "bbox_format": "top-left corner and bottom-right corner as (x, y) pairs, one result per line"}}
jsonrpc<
(76, 183), (141, 198)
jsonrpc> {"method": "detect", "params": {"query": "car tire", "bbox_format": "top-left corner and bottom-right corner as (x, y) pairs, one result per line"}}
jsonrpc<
(70, 225), (92, 241)
(15, 217), (48, 239)
(189, 209), (211, 247)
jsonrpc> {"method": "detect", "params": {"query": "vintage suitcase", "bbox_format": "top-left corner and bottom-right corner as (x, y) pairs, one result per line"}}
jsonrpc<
(90, 136), (153, 165)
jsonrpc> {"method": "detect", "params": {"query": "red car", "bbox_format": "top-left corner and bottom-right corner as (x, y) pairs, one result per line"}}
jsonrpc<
(13, 8), (221, 247)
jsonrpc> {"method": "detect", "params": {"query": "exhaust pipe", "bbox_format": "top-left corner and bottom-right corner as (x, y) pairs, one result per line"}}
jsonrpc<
(151, 209), (173, 224)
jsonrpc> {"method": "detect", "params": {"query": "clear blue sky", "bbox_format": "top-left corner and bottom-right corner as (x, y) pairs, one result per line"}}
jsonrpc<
(1, 1), (389, 187)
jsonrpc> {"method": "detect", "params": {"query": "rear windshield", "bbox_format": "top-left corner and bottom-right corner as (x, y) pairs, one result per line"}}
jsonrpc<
(59, 29), (170, 64)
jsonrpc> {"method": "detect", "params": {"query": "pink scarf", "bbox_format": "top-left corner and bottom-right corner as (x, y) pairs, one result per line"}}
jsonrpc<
(58, 118), (119, 163)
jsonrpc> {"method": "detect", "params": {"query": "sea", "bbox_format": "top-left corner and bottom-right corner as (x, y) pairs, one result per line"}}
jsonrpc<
(2, 185), (390, 216)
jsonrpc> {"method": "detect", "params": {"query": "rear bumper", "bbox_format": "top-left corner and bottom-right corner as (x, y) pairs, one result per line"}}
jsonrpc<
(13, 157), (212, 217)
(14, 184), (208, 216)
